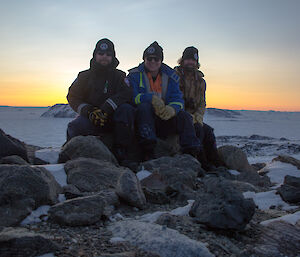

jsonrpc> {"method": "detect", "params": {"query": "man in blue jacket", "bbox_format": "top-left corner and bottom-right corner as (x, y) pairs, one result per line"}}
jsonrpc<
(127, 41), (201, 160)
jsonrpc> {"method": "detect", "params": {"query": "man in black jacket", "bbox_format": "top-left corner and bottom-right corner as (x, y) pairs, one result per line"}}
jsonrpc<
(67, 38), (134, 164)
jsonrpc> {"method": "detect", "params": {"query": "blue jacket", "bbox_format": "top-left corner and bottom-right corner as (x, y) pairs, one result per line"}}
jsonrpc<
(127, 63), (184, 113)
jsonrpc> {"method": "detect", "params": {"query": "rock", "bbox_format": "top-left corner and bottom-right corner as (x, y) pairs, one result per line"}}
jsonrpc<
(58, 135), (118, 164)
(63, 184), (86, 199)
(236, 170), (271, 188)
(0, 227), (59, 257)
(49, 194), (106, 226)
(206, 108), (241, 118)
(0, 155), (29, 165)
(109, 220), (214, 257)
(189, 177), (256, 231)
(0, 165), (62, 226)
(252, 221), (300, 257)
(0, 128), (28, 162)
(35, 147), (61, 164)
(230, 180), (259, 192)
(64, 158), (122, 192)
(251, 162), (267, 171)
(116, 170), (146, 209)
(277, 175), (300, 203)
(99, 253), (136, 257)
(273, 155), (300, 170)
(218, 145), (254, 172)
(40, 103), (77, 118)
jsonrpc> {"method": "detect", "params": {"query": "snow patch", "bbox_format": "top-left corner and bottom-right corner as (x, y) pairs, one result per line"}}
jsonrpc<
(40, 164), (67, 187)
(35, 147), (60, 164)
(261, 211), (300, 226)
(136, 168), (152, 181)
(228, 169), (240, 175)
(21, 205), (50, 225)
(243, 190), (297, 211)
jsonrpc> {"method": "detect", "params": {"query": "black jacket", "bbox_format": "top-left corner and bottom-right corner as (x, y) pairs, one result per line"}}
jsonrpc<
(67, 58), (132, 116)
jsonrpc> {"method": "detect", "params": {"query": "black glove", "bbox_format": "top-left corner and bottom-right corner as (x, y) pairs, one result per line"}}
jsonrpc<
(89, 108), (108, 127)
(80, 104), (94, 118)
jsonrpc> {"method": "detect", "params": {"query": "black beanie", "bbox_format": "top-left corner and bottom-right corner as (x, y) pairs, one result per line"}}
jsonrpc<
(93, 38), (116, 58)
(182, 46), (199, 63)
(143, 41), (163, 61)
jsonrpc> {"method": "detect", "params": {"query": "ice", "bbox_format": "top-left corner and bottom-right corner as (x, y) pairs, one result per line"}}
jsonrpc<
(38, 164), (67, 187)
(260, 211), (300, 226)
(35, 147), (61, 164)
(21, 205), (50, 225)
(243, 190), (297, 211)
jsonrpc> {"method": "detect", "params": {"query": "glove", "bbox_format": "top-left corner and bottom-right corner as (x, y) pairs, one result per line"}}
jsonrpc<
(194, 113), (203, 125)
(152, 95), (165, 115)
(80, 104), (94, 118)
(159, 105), (176, 120)
(89, 108), (108, 127)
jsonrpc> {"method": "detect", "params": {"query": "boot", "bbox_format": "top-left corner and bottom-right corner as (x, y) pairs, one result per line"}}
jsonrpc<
(114, 146), (138, 172)
(197, 150), (215, 172)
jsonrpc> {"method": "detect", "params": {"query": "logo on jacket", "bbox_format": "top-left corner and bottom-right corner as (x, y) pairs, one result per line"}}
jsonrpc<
(147, 47), (155, 54)
(100, 43), (108, 50)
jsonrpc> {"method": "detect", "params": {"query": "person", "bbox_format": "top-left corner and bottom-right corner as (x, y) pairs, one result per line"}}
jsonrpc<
(66, 38), (135, 165)
(127, 41), (202, 161)
(175, 46), (223, 170)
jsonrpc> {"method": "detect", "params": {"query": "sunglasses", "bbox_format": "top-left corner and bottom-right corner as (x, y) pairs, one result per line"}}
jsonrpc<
(97, 51), (113, 57)
(146, 56), (160, 62)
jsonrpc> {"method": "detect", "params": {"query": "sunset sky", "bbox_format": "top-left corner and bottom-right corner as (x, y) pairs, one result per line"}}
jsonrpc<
(0, 0), (299, 111)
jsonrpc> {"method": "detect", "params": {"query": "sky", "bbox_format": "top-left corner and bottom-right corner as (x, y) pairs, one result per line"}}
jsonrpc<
(0, 0), (299, 111)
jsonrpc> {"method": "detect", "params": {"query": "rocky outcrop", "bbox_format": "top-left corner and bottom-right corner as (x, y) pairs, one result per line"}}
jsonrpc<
(59, 135), (118, 164)
(190, 177), (256, 231)
(277, 175), (300, 203)
(0, 128), (28, 162)
(0, 165), (61, 226)
(0, 155), (29, 165)
(41, 103), (77, 118)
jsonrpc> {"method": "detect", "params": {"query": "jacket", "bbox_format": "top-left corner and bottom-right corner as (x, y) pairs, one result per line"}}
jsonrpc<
(127, 63), (184, 113)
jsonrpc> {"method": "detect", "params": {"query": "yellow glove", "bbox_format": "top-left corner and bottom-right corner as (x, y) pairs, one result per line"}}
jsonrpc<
(152, 95), (165, 115)
(89, 108), (108, 127)
(159, 105), (176, 120)
(194, 113), (203, 125)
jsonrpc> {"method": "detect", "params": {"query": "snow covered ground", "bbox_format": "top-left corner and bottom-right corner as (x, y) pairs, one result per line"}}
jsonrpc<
(1, 106), (300, 163)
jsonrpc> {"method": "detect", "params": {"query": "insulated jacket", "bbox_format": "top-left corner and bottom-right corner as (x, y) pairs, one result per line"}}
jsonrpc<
(127, 63), (184, 114)
(175, 66), (206, 123)
(67, 58), (132, 115)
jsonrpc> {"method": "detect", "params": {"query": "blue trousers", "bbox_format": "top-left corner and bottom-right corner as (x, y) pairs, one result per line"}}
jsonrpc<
(67, 103), (135, 147)
(135, 102), (201, 152)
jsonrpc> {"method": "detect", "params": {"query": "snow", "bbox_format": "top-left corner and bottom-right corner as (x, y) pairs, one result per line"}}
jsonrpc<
(37, 254), (55, 257)
(243, 190), (297, 211)
(136, 168), (152, 181)
(21, 205), (50, 225)
(228, 169), (240, 175)
(35, 147), (61, 164)
(260, 211), (300, 226)
(262, 161), (300, 188)
(38, 164), (67, 187)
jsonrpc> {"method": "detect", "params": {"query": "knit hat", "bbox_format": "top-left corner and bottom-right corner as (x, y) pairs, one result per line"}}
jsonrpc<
(182, 46), (199, 63)
(93, 38), (115, 58)
(143, 41), (163, 61)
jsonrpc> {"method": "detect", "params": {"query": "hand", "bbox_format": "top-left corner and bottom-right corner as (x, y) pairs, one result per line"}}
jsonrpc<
(89, 108), (108, 127)
(152, 95), (165, 116)
(159, 105), (176, 120)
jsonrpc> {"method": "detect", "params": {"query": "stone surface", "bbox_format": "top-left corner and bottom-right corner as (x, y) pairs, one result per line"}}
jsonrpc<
(0, 155), (29, 165)
(64, 158), (122, 192)
(0, 128), (28, 162)
(236, 170), (271, 188)
(273, 155), (300, 169)
(0, 165), (61, 226)
(277, 175), (300, 203)
(49, 194), (106, 226)
(0, 227), (59, 257)
(218, 145), (254, 172)
(189, 177), (256, 231)
(109, 220), (214, 257)
(58, 135), (118, 164)
(116, 170), (146, 209)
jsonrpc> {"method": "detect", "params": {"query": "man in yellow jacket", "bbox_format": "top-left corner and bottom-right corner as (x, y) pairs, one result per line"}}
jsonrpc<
(175, 47), (223, 170)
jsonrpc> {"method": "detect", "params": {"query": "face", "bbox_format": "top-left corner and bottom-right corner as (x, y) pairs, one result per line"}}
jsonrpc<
(144, 55), (162, 72)
(95, 51), (112, 66)
(183, 59), (197, 69)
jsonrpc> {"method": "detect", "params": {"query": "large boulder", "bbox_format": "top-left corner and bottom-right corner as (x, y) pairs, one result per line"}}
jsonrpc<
(236, 170), (271, 188)
(218, 145), (254, 172)
(109, 220), (214, 257)
(0, 128), (28, 162)
(58, 135), (118, 164)
(0, 155), (29, 165)
(0, 165), (61, 226)
(48, 194), (106, 226)
(64, 158), (146, 209)
(0, 227), (59, 257)
(189, 177), (256, 231)
(277, 175), (300, 203)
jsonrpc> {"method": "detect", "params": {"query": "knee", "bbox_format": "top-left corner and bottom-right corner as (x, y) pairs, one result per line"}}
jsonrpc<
(115, 103), (135, 114)
(137, 102), (152, 113)
(177, 110), (192, 122)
